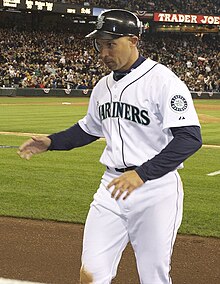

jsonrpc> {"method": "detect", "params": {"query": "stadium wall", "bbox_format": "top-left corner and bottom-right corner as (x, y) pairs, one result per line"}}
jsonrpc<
(0, 88), (219, 99)
(0, 88), (92, 97)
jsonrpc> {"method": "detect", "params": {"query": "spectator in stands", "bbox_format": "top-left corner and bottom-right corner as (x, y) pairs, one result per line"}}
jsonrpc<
(0, 28), (219, 92)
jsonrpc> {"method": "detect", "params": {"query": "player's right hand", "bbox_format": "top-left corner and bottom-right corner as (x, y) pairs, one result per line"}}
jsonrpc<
(17, 136), (51, 160)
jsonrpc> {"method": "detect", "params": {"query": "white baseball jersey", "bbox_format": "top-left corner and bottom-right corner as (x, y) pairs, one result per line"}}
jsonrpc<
(78, 58), (200, 169)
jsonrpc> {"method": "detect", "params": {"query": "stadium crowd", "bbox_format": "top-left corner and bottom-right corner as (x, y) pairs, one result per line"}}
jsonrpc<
(0, 28), (219, 92)
(64, 0), (220, 15)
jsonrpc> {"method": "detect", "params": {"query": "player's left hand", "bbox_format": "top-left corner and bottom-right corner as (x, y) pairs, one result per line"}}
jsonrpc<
(107, 170), (144, 200)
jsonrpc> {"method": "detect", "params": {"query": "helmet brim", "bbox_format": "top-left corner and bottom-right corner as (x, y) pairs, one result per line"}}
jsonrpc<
(85, 30), (123, 40)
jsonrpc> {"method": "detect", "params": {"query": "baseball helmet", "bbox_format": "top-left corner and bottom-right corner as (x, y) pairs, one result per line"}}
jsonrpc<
(86, 9), (142, 39)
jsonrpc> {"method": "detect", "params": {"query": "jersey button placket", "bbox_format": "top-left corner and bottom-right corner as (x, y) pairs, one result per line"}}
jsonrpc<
(113, 84), (118, 99)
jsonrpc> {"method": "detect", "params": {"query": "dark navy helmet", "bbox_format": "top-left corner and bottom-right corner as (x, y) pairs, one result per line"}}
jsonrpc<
(86, 9), (142, 39)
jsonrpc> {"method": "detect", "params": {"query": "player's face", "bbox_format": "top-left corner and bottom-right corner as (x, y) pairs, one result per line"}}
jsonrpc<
(96, 36), (139, 71)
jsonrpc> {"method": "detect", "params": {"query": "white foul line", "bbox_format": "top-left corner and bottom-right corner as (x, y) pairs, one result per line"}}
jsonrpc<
(207, 170), (220, 176)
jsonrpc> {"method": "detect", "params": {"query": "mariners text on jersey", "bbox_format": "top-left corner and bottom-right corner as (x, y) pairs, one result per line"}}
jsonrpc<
(98, 101), (151, 125)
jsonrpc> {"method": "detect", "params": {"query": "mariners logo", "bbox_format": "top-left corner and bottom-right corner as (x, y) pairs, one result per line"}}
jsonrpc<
(98, 102), (150, 126)
(170, 95), (188, 112)
(96, 16), (105, 29)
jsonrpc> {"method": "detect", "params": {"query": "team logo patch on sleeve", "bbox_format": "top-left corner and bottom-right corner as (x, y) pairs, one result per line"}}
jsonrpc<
(170, 95), (188, 112)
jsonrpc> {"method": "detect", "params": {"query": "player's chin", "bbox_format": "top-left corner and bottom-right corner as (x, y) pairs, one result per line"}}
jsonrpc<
(104, 61), (117, 70)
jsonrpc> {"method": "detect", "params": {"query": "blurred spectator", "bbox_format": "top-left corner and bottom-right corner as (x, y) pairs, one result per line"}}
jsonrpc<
(0, 28), (219, 92)
(140, 32), (219, 92)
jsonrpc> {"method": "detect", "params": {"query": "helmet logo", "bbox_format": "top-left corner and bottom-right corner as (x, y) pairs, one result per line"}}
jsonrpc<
(96, 16), (105, 30)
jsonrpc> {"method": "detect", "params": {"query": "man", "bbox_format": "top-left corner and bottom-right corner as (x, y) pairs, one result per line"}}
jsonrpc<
(18, 9), (202, 284)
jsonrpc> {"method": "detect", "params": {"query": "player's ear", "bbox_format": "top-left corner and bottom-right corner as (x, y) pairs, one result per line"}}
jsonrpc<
(128, 36), (139, 47)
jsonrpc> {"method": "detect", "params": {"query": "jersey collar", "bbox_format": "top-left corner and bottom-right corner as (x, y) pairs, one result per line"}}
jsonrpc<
(113, 55), (146, 81)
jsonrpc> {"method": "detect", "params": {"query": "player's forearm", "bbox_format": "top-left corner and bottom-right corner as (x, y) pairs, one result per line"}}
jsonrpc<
(135, 126), (202, 182)
(48, 123), (99, 151)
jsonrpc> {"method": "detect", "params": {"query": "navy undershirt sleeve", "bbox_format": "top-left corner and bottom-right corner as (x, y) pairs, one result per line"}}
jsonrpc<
(47, 123), (99, 150)
(135, 125), (202, 182)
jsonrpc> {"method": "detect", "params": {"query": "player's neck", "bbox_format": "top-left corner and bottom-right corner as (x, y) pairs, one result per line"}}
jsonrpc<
(113, 55), (146, 81)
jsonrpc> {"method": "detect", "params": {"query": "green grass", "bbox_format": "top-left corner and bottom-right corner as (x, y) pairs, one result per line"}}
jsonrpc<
(179, 148), (220, 237)
(0, 136), (105, 222)
(200, 124), (220, 145)
(194, 100), (220, 145)
(0, 97), (89, 133)
(0, 97), (220, 237)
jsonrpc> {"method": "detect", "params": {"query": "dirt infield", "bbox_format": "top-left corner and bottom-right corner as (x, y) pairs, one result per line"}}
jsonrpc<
(0, 217), (219, 284)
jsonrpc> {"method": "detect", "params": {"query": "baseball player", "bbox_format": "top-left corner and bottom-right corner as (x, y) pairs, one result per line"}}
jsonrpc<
(18, 9), (202, 284)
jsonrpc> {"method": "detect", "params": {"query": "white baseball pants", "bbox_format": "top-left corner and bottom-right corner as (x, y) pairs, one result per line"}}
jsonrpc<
(81, 169), (183, 284)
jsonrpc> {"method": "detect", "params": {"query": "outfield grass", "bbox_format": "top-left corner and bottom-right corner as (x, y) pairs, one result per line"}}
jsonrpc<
(0, 97), (219, 237)
(194, 100), (220, 145)
(0, 97), (89, 134)
(179, 147), (220, 237)
(0, 136), (105, 223)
